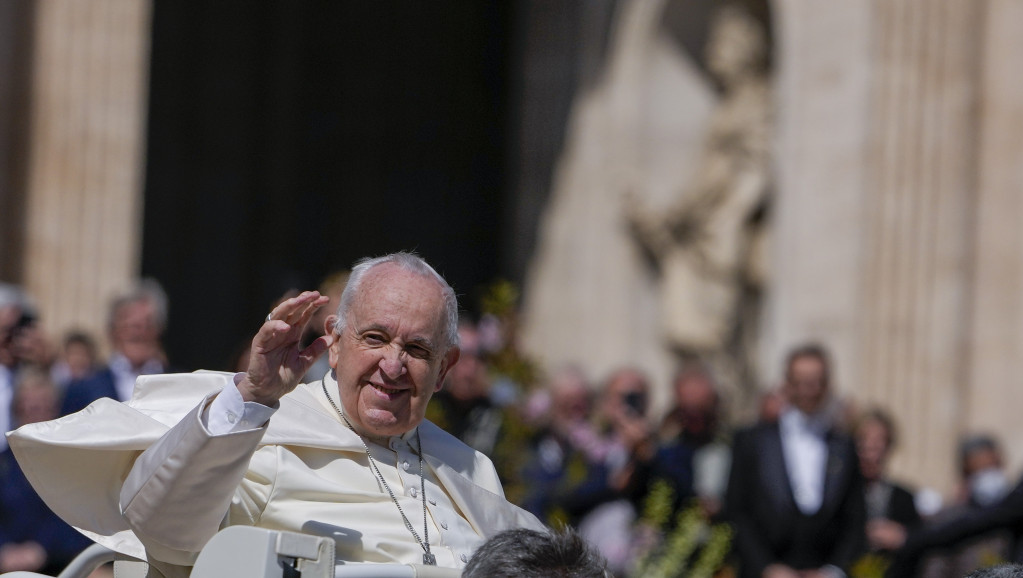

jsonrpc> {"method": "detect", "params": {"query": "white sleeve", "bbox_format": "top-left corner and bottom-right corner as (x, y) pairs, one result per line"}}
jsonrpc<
(204, 374), (278, 434)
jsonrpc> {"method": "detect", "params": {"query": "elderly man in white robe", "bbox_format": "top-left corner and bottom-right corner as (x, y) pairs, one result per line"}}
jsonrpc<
(8, 253), (543, 577)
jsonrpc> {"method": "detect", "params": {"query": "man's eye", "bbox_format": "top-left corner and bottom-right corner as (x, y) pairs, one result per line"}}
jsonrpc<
(406, 346), (431, 359)
(363, 334), (385, 345)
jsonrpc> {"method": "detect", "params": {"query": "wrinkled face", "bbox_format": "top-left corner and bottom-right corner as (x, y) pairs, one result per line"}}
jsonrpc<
(327, 265), (458, 440)
(785, 355), (827, 415)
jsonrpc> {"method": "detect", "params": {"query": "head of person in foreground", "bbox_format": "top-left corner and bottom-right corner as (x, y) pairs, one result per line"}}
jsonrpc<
(461, 528), (609, 578)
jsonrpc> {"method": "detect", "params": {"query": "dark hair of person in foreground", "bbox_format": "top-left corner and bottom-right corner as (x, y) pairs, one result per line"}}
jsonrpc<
(462, 528), (608, 577)
(965, 564), (1023, 578)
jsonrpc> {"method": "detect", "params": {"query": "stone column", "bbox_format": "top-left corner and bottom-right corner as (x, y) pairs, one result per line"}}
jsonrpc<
(857, 0), (982, 491)
(21, 0), (152, 345)
(767, 0), (986, 493)
(964, 0), (1023, 479)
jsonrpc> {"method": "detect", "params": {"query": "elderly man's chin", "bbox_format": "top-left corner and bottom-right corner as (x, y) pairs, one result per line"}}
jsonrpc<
(358, 399), (418, 434)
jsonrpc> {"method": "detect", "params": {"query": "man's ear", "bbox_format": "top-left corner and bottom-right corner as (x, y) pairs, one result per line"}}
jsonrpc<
(325, 315), (341, 368)
(434, 347), (460, 392)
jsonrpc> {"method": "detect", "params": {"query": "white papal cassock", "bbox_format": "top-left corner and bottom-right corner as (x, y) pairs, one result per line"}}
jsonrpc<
(8, 371), (544, 577)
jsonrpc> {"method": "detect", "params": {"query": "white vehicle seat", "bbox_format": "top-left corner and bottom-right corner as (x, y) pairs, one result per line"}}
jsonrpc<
(0, 526), (462, 578)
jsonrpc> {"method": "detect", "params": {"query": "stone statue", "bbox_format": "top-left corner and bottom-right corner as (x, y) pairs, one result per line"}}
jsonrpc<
(628, 3), (771, 396)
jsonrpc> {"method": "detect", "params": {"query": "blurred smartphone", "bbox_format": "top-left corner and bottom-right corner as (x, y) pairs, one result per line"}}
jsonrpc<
(622, 391), (646, 416)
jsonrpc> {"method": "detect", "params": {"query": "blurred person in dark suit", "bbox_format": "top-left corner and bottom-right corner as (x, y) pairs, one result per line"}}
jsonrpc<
(659, 364), (731, 517)
(725, 344), (865, 578)
(854, 408), (920, 568)
(60, 279), (173, 415)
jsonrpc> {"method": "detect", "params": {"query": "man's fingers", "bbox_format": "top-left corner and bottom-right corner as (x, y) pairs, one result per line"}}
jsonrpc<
(258, 291), (328, 346)
(267, 291), (324, 324)
(292, 295), (330, 330)
(298, 335), (331, 367)
(248, 290), (332, 397)
(254, 319), (292, 348)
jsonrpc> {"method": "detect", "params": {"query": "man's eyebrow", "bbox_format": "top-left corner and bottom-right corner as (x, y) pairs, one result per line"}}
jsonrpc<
(357, 323), (391, 335)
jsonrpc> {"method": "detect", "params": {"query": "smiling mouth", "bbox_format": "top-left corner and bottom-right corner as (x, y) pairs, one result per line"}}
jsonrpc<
(369, 383), (408, 397)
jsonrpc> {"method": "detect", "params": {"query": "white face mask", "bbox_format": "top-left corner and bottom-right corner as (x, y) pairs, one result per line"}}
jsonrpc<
(970, 467), (1010, 507)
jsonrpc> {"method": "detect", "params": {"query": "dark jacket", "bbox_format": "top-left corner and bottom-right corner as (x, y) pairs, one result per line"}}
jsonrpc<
(725, 421), (867, 578)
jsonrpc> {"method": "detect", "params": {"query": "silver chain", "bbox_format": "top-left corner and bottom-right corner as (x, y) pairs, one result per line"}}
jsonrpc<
(321, 377), (435, 565)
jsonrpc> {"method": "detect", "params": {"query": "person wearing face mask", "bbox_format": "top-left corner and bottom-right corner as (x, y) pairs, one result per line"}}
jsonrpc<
(886, 434), (1023, 577)
(958, 436), (1011, 509)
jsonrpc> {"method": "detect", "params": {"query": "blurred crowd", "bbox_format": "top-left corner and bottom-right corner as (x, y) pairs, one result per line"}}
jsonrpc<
(1, 276), (1021, 577)
(0, 280), (175, 575)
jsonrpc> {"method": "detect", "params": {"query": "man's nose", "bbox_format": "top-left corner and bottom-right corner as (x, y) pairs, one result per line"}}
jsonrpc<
(378, 343), (407, 378)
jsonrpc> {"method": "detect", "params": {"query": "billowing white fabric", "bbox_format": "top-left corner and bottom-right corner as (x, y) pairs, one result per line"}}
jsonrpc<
(8, 371), (543, 573)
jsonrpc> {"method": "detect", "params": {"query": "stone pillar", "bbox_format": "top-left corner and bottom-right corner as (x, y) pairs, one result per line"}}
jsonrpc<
(857, 0), (982, 491)
(964, 0), (1023, 479)
(767, 0), (989, 493)
(21, 0), (152, 345)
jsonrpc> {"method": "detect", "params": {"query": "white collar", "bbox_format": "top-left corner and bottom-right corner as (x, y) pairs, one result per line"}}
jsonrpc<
(109, 352), (164, 376)
(780, 407), (830, 437)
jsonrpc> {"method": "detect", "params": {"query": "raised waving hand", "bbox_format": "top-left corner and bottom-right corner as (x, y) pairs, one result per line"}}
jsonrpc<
(238, 291), (331, 406)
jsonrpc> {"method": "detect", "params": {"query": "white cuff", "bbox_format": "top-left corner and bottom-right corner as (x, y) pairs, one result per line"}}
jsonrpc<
(203, 374), (277, 435)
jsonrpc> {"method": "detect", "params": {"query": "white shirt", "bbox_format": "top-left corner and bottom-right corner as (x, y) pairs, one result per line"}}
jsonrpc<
(0, 364), (13, 450)
(779, 407), (829, 515)
(109, 353), (164, 402)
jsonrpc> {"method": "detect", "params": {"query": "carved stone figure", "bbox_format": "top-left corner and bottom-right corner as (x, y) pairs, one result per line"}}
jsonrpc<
(628, 3), (771, 392)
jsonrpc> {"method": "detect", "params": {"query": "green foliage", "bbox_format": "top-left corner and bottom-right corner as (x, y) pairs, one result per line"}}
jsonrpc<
(849, 553), (889, 578)
(478, 279), (539, 387)
(632, 479), (733, 578)
(641, 478), (676, 529)
(491, 409), (536, 505)
(480, 279), (520, 318)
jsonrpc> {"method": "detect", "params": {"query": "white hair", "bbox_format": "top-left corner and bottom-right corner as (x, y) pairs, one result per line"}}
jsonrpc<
(0, 284), (25, 310)
(0, 284), (36, 318)
(108, 278), (169, 332)
(331, 252), (459, 349)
